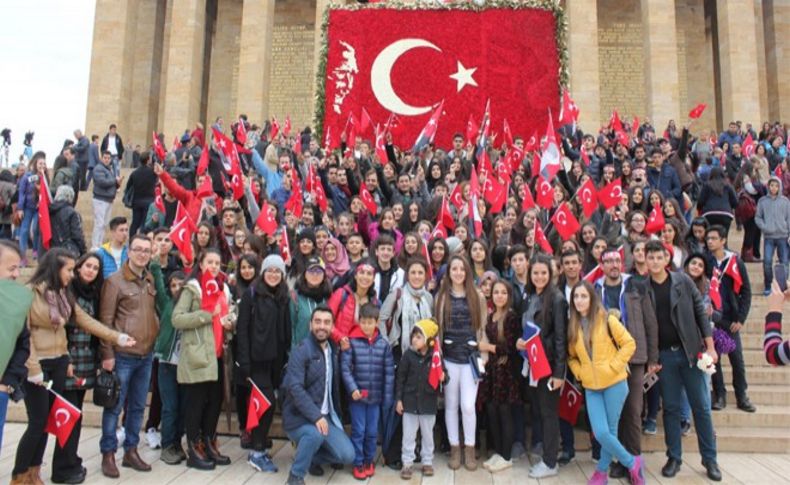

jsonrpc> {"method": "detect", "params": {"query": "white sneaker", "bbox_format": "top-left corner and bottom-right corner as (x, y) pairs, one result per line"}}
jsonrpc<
(489, 457), (513, 473)
(483, 453), (502, 471)
(146, 427), (161, 449)
(116, 427), (126, 445)
(528, 460), (558, 478)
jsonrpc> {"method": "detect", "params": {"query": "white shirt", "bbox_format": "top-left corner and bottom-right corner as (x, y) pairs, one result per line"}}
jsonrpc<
(107, 135), (118, 155)
(320, 344), (331, 415)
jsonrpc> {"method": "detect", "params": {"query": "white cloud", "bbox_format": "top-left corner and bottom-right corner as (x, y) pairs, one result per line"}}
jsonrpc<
(0, 0), (95, 167)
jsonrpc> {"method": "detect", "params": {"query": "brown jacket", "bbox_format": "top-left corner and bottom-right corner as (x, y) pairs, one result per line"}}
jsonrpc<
(27, 283), (121, 377)
(100, 261), (159, 360)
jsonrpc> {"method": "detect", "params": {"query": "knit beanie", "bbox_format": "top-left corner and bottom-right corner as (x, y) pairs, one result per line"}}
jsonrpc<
(414, 319), (439, 341)
(261, 254), (286, 274)
(297, 228), (316, 245)
(445, 236), (462, 254)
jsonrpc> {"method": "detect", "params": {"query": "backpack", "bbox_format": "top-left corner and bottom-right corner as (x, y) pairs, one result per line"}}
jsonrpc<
(734, 190), (756, 223)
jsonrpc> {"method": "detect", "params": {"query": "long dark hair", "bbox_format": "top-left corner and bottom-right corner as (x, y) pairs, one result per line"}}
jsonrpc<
(708, 167), (726, 196)
(30, 248), (76, 298)
(189, 247), (223, 281)
(71, 252), (104, 306)
(527, 253), (558, 326)
(295, 267), (332, 300)
(234, 254), (260, 298)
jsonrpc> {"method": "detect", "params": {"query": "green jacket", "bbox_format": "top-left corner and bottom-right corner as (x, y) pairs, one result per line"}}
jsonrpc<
(289, 290), (327, 351)
(141, 204), (165, 234)
(172, 280), (217, 384)
(152, 262), (179, 364)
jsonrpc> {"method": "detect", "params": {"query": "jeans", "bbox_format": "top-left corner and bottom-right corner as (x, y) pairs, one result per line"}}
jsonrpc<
(711, 330), (748, 403)
(658, 348), (717, 464)
(100, 353), (153, 453)
(286, 421), (355, 479)
(158, 363), (185, 448)
(0, 387), (9, 453)
(91, 198), (113, 249)
(586, 380), (635, 473)
(763, 237), (790, 288)
(349, 402), (380, 466)
(18, 207), (39, 258)
(402, 413), (435, 466)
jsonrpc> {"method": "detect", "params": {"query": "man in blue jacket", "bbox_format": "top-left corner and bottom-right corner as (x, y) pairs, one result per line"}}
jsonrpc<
(647, 148), (682, 202)
(282, 306), (354, 485)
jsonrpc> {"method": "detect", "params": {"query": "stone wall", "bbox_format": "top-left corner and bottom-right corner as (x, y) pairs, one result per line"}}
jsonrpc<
(675, 0), (717, 133)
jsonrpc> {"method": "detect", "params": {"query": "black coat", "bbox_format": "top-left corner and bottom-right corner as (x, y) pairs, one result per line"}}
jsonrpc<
(236, 283), (291, 375)
(395, 347), (440, 415)
(126, 165), (158, 207)
(49, 201), (86, 256)
(524, 289), (568, 379)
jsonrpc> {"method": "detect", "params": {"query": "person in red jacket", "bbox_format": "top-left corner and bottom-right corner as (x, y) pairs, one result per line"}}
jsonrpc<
(328, 260), (378, 351)
(153, 162), (222, 224)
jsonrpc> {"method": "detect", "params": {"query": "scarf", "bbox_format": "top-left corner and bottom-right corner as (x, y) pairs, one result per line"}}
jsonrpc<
(45, 288), (72, 328)
(397, 284), (433, 350)
(323, 238), (350, 281)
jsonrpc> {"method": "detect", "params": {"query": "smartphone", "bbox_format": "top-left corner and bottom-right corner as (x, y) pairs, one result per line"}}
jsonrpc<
(643, 372), (659, 393)
(775, 264), (788, 292)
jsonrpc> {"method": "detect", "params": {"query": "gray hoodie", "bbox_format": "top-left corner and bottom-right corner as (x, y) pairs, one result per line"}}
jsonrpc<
(755, 177), (790, 239)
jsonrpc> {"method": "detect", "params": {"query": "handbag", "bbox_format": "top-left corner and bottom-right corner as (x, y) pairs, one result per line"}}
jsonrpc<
(93, 369), (121, 408)
(122, 182), (134, 209)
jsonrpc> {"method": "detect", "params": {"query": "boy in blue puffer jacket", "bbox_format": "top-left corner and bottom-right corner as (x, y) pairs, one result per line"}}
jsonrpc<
(341, 303), (394, 480)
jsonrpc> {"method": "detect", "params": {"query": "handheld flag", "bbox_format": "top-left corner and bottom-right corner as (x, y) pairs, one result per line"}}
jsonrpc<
(723, 256), (743, 294)
(359, 184), (378, 216)
(577, 178), (598, 218)
(645, 203), (665, 234)
(45, 391), (82, 447)
(534, 221), (552, 254)
(558, 381), (584, 425)
(521, 320), (552, 382)
(550, 203), (581, 241)
(256, 201), (278, 236)
(246, 379), (272, 432)
(535, 176), (554, 209)
(152, 132), (166, 161)
(38, 171), (52, 250)
(428, 340), (443, 390)
(688, 103), (707, 120)
(412, 101), (444, 153)
(597, 179), (623, 210)
(710, 268), (722, 310)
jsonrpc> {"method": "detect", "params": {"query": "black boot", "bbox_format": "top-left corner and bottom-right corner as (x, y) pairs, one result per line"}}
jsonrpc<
(205, 435), (231, 466)
(187, 439), (216, 470)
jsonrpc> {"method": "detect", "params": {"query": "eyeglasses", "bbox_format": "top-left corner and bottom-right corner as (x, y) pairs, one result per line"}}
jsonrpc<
(130, 247), (151, 254)
(307, 267), (324, 275)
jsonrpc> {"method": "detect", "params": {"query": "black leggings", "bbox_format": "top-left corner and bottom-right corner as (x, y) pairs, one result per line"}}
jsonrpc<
(183, 359), (224, 442)
(249, 363), (276, 451)
(13, 356), (69, 475)
(485, 401), (514, 460)
(52, 389), (86, 479)
(527, 377), (560, 468)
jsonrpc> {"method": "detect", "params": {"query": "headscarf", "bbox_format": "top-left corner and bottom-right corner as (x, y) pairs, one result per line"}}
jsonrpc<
(322, 238), (350, 281)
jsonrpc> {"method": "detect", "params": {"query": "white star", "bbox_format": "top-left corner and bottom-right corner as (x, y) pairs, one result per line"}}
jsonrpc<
(449, 61), (478, 93)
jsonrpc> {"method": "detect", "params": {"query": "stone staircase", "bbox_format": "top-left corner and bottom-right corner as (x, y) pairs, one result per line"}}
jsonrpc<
(7, 231), (790, 454)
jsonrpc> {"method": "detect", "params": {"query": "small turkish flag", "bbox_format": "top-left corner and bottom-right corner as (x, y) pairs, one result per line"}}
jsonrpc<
(257, 201), (278, 236)
(505, 145), (525, 173)
(293, 136), (302, 156)
(200, 269), (223, 313)
(285, 184), (304, 219)
(483, 175), (506, 214)
(324, 125), (338, 150)
(421, 242), (434, 280)
(439, 196), (455, 230)
(535, 176), (554, 209)
(597, 179), (622, 210)
(551, 203), (581, 241)
(195, 176), (213, 201)
(710, 267), (722, 310)
(270, 116), (280, 141)
(631, 116), (640, 138)
(524, 131), (538, 153)
(522, 320), (552, 381)
(38, 172), (52, 250)
(431, 223), (448, 240)
(775, 165), (783, 177)
(521, 183), (536, 211)
(583, 264), (604, 283)
(154, 185), (166, 214)
(466, 114), (479, 146)
(170, 215), (196, 263)
(742, 132), (756, 158)
(577, 178), (598, 218)
(374, 124), (388, 164)
(283, 115), (292, 137)
(558, 89), (579, 128)
(428, 340), (443, 390)
(235, 118), (247, 144)
(360, 108), (374, 136)
(449, 183), (464, 209)
(343, 112), (358, 145)
(359, 183), (378, 215)
(174, 201), (188, 224)
(412, 100), (444, 153)
(558, 381), (584, 425)
(723, 256), (743, 294)
(503, 118), (514, 147)
(580, 147), (591, 167)
(534, 221), (552, 254)
(610, 110), (624, 132)
(688, 103), (707, 120)
(46, 392), (81, 447)
(539, 114), (561, 182)
(645, 203), (665, 235)
(280, 226), (292, 264)
(246, 379), (272, 432)
(152, 131), (166, 161)
(196, 143), (209, 175)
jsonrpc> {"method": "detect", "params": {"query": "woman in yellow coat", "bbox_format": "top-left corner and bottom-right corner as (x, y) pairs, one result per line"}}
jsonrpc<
(566, 281), (644, 485)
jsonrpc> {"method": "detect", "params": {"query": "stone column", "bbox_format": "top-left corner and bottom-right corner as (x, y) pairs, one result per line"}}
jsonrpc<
(764, 0), (790, 122)
(716, 0), (761, 126)
(236, 0), (276, 124)
(162, 0), (206, 141)
(641, 0), (681, 126)
(85, 0), (139, 139)
(566, 0), (602, 129)
(128, 0), (166, 146)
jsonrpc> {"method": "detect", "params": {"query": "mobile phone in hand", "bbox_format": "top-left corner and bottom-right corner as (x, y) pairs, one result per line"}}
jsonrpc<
(775, 264), (788, 292)
(643, 372), (659, 393)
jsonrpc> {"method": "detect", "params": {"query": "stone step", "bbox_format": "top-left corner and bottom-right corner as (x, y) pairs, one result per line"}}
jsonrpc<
(658, 404), (790, 428)
(642, 425), (790, 454)
(722, 366), (790, 385)
(731, 384), (790, 406)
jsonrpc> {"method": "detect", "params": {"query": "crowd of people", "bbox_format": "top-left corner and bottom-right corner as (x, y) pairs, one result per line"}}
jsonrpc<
(0, 111), (789, 485)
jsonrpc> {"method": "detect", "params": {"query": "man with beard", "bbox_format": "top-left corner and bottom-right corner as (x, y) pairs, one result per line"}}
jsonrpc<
(282, 307), (354, 485)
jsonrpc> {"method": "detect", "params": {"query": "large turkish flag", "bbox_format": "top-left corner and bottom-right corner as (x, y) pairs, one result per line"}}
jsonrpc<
(321, 6), (561, 150)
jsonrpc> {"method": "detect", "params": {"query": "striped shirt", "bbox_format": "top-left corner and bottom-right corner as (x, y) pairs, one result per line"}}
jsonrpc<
(764, 312), (790, 366)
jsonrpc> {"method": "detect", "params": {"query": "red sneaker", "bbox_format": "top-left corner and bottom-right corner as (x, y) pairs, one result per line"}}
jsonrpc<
(365, 462), (375, 477)
(353, 465), (367, 480)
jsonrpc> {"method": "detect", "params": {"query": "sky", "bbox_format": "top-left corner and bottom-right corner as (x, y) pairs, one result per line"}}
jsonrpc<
(0, 1), (95, 167)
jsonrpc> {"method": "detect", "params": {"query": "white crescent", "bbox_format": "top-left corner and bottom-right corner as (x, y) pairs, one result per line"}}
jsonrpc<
(253, 397), (261, 413)
(557, 211), (568, 226)
(178, 228), (187, 242)
(582, 188), (592, 203)
(55, 408), (70, 427)
(611, 185), (623, 199)
(206, 280), (220, 295)
(371, 39), (441, 116)
(540, 181), (551, 195)
(530, 343), (538, 361)
(568, 392), (577, 407)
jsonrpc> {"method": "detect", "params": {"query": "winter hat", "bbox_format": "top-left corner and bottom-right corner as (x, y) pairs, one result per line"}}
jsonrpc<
(261, 254), (286, 274)
(768, 175), (783, 191)
(479, 271), (498, 287)
(414, 319), (438, 341)
(297, 228), (316, 245)
(305, 256), (325, 271)
(445, 236), (462, 254)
